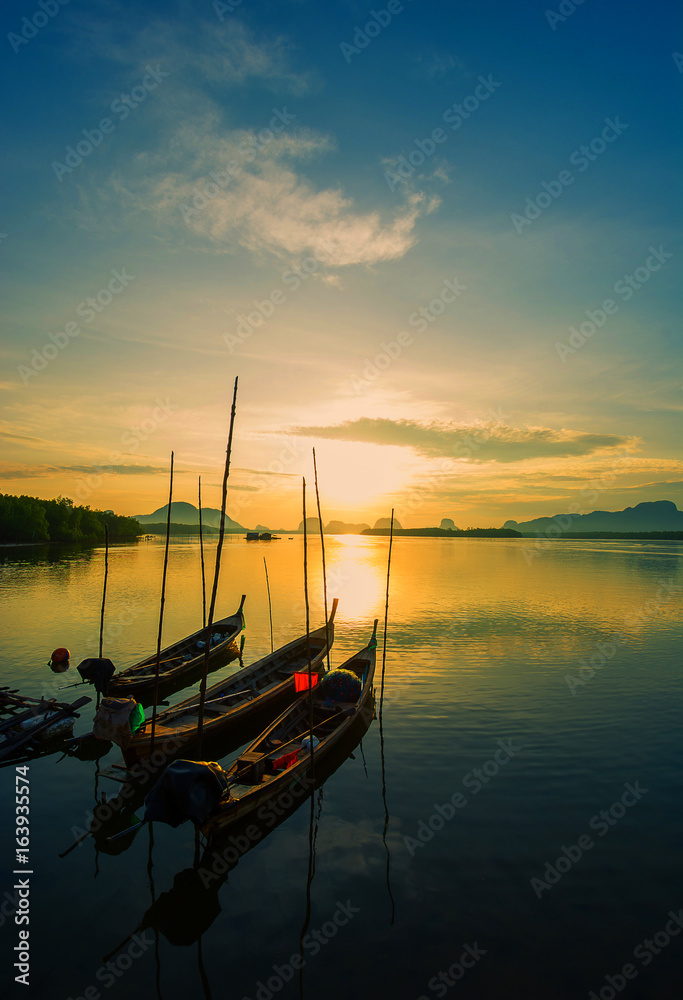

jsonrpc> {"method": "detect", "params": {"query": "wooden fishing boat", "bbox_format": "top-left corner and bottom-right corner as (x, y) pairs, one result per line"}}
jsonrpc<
(102, 705), (375, 949)
(142, 619), (377, 840)
(123, 599), (338, 765)
(100, 596), (246, 703)
(0, 688), (92, 764)
(201, 619), (377, 838)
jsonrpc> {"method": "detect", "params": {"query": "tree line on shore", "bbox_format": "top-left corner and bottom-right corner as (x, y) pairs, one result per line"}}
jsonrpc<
(0, 493), (143, 544)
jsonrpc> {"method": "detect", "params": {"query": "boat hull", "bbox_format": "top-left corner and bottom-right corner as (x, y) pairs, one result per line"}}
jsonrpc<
(122, 617), (335, 766)
(199, 626), (377, 841)
(106, 600), (246, 705)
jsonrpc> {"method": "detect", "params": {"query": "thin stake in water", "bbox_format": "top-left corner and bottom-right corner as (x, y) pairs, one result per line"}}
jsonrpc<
(150, 452), (174, 754)
(312, 448), (330, 672)
(199, 476), (207, 630)
(99, 525), (109, 658)
(97, 525), (109, 710)
(197, 377), (239, 752)
(264, 557), (274, 654)
(380, 508), (394, 723)
(302, 478), (314, 778)
(379, 507), (396, 924)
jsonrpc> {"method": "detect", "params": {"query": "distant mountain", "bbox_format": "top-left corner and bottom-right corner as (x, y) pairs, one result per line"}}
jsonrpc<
(325, 520), (371, 534)
(285, 518), (373, 534)
(298, 517), (322, 532)
(374, 516), (403, 529)
(440, 518), (459, 531)
(504, 500), (683, 535)
(135, 501), (245, 532)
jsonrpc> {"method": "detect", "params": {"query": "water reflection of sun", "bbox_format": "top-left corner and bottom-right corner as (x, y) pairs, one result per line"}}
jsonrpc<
(326, 536), (387, 625)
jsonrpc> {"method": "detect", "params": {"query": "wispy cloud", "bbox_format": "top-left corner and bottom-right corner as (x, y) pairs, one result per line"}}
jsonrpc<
(0, 463), (170, 480)
(92, 116), (434, 267)
(63, 11), (434, 269)
(67, 15), (315, 96)
(287, 418), (634, 463)
(235, 467), (299, 479)
(0, 429), (48, 445)
(412, 50), (469, 81)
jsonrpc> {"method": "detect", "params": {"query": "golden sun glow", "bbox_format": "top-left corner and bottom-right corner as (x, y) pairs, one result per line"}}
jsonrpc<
(325, 536), (388, 623)
(312, 441), (415, 512)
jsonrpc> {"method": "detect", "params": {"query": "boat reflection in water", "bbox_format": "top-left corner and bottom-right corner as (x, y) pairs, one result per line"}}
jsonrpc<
(108, 693), (375, 953)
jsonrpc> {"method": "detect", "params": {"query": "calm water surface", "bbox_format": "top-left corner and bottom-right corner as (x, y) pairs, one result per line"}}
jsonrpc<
(1, 536), (682, 1000)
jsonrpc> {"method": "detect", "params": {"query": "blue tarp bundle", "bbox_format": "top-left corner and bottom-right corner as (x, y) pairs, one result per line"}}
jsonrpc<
(77, 657), (116, 694)
(144, 760), (230, 827)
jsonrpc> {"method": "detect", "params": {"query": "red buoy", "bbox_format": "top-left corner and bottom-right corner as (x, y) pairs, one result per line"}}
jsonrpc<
(49, 647), (71, 672)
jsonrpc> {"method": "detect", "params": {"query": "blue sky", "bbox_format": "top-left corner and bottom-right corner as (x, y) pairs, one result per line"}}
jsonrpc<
(1, 0), (681, 527)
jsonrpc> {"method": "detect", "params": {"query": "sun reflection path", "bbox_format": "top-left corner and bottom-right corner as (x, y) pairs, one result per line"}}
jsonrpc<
(324, 536), (388, 627)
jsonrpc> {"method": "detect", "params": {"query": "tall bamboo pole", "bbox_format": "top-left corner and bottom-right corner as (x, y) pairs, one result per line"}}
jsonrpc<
(312, 448), (330, 672)
(303, 478), (315, 777)
(96, 525), (110, 710)
(98, 525), (109, 658)
(197, 377), (239, 752)
(150, 452), (174, 753)
(263, 557), (274, 654)
(379, 508), (394, 723)
(379, 507), (396, 923)
(198, 476), (207, 629)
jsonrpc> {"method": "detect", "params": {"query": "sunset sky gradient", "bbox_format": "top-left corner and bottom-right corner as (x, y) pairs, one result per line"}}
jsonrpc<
(1, 0), (681, 528)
